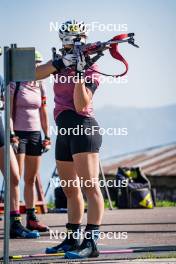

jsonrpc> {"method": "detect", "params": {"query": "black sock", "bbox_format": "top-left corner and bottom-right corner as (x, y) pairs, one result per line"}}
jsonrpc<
(26, 208), (37, 221)
(65, 223), (81, 243)
(85, 224), (100, 241)
(10, 213), (21, 226)
(85, 224), (99, 231)
(66, 223), (81, 231)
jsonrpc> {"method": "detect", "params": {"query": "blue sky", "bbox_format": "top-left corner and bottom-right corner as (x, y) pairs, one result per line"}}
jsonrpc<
(0, 0), (176, 112)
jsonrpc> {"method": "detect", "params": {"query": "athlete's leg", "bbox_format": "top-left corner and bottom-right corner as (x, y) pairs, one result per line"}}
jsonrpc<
(46, 160), (83, 254)
(65, 152), (104, 259)
(10, 147), (21, 211)
(24, 155), (49, 232)
(16, 153), (25, 177)
(0, 146), (39, 238)
(73, 152), (104, 225)
(0, 146), (20, 211)
(24, 155), (41, 208)
(56, 160), (84, 224)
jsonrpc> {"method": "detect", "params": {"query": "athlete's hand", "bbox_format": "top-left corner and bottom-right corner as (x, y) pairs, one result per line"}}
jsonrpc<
(52, 54), (76, 71)
(76, 50), (86, 74)
(63, 54), (77, 67)
(10, 133), (19, 154)
(42, 136), (51, 153)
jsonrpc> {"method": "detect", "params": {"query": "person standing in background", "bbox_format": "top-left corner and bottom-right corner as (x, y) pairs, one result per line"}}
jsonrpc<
(0, 50), (39, 237)
(10, 51), (51, 233)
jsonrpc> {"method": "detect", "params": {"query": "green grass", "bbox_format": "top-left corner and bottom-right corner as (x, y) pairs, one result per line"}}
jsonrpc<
(156, 200), (176, 207)
(104, 199), (116, 208)
(47, 199), (176, 210)
(47, 201), (55, 209)
(137, 253), (176, 259)
(84, 199), (116, 209)
(105, 199), (176, 208)
(47, 199), (116, 209)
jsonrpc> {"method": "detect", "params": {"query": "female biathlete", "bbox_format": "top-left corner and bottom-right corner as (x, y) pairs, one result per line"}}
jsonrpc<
(0, 74), (39, 238)
(10, 51), (51, 232)
(36, 20), (104, 259)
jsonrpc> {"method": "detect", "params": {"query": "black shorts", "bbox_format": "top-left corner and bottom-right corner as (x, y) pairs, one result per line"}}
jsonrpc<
(55, 110), (102, 161)
(15, 131), (42, 156)
(0, 116), (4, 148)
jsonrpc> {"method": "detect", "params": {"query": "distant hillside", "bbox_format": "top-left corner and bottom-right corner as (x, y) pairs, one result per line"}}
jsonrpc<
(95, 104), (176, 159)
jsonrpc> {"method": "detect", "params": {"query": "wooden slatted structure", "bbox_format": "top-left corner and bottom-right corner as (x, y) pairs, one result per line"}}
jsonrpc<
(103, 142), (176, 177)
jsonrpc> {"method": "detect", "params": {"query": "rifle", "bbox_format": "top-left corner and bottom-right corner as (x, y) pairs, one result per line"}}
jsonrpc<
(53, 33), (139, 78)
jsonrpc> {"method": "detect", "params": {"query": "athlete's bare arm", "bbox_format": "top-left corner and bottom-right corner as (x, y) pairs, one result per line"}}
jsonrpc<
(36, 60), (56, 80)
(74, 80), (92, 112)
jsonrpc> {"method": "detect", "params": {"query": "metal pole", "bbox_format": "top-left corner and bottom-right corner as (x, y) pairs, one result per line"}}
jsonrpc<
(44, 167), (58, 197)
(3, 46), (10, 264)
(99, 160), (113, 210)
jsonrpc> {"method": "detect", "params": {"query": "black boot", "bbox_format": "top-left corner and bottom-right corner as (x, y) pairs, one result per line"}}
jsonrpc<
(10, 215), (40, 239)
(26, 208), (49, 232)
(65, 224), (100, 259)
(45, 223), (81, 253)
